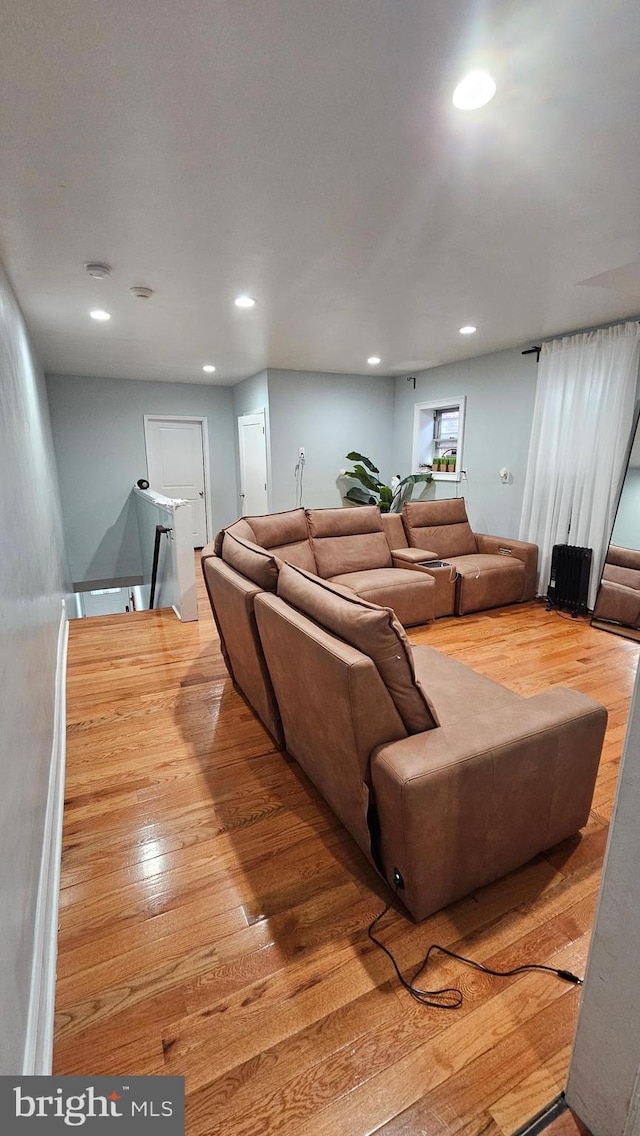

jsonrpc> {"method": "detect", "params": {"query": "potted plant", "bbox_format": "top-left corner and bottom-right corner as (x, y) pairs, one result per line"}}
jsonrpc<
(341, 452), (432, 513)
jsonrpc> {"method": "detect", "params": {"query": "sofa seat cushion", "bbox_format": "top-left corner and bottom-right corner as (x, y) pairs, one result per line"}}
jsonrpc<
(328, 568), (435, 628)
(221, 531), (280, 590)
(403, 499), (478, 558)
(277, 563), (438, 733)
(594, 580), (640, 626)
(447, 554), (525, 614)
(306, 505), (392, 577)
(411, 644), (522, 725)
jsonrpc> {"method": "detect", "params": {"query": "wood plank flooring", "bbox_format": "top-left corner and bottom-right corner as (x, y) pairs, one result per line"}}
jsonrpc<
(54, 568), (640, 1135)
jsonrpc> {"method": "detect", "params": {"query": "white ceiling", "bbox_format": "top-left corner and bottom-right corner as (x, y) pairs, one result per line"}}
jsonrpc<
(1, 0), (640, 386)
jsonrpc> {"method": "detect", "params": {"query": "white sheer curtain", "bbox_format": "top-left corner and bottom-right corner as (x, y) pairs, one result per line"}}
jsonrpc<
(519, 321), (640, 609)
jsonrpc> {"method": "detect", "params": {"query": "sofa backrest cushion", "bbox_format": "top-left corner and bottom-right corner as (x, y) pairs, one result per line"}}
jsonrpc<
(202, 556), (283, 746)
(221, 531), (280, 591)
(255, 592), (406, 862)
(381, 511), (408, 551)
(213, 517), (256, 556)
(606, 545), (640, 574)
(402, 498), (478, 558)
(248, 508), (317, 572)
(306, 506), (392, 578)
(603, 563), (640, 590)
(277, 563), (438, 733)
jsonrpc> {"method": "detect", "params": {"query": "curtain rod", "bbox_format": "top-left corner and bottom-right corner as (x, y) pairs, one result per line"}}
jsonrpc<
(522, 320), (640, 362)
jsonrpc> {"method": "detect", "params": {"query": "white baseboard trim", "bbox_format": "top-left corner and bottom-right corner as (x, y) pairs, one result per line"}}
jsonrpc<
(23, 601), (69, 1075)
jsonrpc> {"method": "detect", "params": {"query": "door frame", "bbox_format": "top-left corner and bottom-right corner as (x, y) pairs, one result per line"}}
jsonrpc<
(143, 414), (212, 545)
(237, 408), (270, 515)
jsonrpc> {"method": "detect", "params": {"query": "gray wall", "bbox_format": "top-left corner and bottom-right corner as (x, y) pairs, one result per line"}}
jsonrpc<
(611, 467), (640, 551)
(232, 369), (269, 419)
(392, 346), (538, 538)
(232, 370), (271, 515)
(567, 663), (640, 1136)
(267, 369), (395, 511)
(46, 374), (238, 585)
(0, 262), (70, 1072)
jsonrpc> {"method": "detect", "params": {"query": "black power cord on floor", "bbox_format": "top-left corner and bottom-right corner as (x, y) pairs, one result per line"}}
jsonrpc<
(368, 876), (583, 1009)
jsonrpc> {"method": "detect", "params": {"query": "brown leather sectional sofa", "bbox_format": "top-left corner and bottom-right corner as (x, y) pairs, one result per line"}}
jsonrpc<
(201, 504), (607, 922)
(393, 498), (538, 616)
(593, 544), (640, 628)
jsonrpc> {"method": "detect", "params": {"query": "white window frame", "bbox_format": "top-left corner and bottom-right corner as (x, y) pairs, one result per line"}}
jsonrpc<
(411, 396), (466, 483)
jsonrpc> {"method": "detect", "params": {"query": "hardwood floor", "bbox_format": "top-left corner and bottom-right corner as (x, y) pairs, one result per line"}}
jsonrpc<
(54, 568), (639, 1135)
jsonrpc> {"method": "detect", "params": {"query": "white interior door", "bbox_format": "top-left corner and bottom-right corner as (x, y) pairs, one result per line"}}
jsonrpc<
(144, 416), (209, 546)
(238, 411), (268, 516)
(81, 587), (133, 616)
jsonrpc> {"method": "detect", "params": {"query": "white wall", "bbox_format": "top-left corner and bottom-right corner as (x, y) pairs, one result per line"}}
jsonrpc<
(46, 374), (238, 585)
(0, 261), (70, 1072)
(267, 369), (395, 511)
(392, 347), (538, 538)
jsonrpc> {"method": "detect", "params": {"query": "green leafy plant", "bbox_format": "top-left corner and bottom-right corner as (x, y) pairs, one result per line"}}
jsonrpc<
(342, 452), (432, 513)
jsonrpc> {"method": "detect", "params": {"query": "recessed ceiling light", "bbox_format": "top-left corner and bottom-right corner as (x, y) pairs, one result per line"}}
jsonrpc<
(452, 71), (496, 110)
(459, 325), (477, 335)
(89, 309), (111, 321)
(234, 295), (256, 309)
(202, 364), (216, 373)
(367, 356), (381, 366)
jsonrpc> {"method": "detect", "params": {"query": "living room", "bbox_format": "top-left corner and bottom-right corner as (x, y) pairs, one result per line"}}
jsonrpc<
(3, 2), (640, 1135)
(46, 348), (535, 591)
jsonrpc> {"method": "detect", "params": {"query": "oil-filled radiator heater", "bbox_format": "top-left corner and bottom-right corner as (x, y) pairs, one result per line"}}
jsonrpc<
(547, 544), (592, 616)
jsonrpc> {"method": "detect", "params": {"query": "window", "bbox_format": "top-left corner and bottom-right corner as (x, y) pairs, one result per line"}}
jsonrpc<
(412, 396), (466, 481)
(432, 406), (460, 462)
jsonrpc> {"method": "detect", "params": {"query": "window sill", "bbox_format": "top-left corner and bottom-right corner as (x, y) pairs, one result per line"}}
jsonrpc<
(432, 471), (462, 482)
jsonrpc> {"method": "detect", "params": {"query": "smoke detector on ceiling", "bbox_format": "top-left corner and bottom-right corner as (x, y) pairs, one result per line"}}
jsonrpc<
(130, 286), (154, 300)
(84, 262), (112, 279)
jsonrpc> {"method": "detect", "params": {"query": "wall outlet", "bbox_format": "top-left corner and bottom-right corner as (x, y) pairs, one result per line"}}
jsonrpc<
(298, 446), (305, 460)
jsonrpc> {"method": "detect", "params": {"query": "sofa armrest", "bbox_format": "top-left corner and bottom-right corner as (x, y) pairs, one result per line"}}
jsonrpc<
(391, 547), (440, 567)
(200, 539), (218, 563)
(371, 687), (606, 921)
(475, 533), (538, 599)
